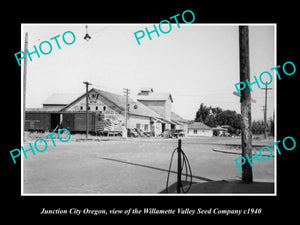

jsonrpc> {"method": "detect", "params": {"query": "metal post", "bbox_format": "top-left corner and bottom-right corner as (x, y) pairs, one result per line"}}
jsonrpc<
(177, 139), (182, 193)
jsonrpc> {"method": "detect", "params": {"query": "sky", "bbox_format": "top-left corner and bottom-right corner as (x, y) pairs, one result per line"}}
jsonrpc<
(22, 24), (275, 121)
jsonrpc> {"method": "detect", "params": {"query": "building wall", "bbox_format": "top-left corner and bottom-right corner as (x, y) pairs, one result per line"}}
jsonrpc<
(137, 99), (172, 122)
(138, 98), (172, 130)
(164, 98), (172, 122)
(63, 90), (125, 132)
(66, 91), (120, 114)
(187, 129), (213, 137)
(128, 115), (150, 131)
(138, 100), (165, 116)
(176, 123), (188, 134)
(62, 90), (160, 133)
(43, 105), (65, 111)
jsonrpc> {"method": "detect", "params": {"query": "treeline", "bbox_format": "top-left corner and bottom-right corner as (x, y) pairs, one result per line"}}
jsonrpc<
(252, 119), (274, 136)
(194, 103), (274, 136)
(195, 103), (241, 134)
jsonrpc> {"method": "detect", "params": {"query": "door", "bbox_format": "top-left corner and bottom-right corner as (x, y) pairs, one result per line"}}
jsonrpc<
(62, 113), (74, 131)
(162, 123), (165, 132)
(50, 113), (60, 131)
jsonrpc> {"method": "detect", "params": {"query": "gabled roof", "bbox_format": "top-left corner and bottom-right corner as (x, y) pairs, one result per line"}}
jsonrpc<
(43, 93), (79, 105)
(188, 122), (212, 130)
(60, 88), (165, 120)
(171, 111), (188, 124)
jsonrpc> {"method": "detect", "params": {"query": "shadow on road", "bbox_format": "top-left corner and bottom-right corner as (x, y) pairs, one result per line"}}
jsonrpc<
(101, 157), (214, 182)
(100, 157), (274, 194)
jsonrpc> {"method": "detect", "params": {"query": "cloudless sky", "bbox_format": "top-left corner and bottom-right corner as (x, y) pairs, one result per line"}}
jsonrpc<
(22, 24), (275, 121)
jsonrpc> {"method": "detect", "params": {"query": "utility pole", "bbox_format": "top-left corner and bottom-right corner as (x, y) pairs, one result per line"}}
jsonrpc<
(123, 88), (130, 138)
(23, 32), (28, 142)
(83, 81), (92, 138)
(261, 85), (272, 139)
(177, 139), (182, 193)
(239, 26), (253, 183)
(260, 105), (265, 135)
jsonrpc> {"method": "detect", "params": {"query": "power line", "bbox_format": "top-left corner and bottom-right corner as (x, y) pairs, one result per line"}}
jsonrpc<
(86, 83), (274, 104)
(90, 26), (112, 36)
(173, 94), (274, 99)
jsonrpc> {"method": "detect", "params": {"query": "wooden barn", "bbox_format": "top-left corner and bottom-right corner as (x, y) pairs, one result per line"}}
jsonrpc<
(25, 88), (188, 137)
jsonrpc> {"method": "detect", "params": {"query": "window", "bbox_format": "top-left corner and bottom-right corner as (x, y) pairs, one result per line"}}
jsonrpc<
(193, 129), (197, 134)
(88, 106), (90, 110)
(136, 123), (141, 129)
(103, 106), (106, 111)
(144, 124), (149, 131)
(80, 106), (83, 111)
(95, 106), (98, 110)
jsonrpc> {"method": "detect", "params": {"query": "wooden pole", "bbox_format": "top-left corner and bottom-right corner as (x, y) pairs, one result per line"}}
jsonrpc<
(264, 85), (267, 139)
(262, 86), (272, 139)
(23, 32), (28, 141)
(239, 26), (253, 183)
(123, 88), (130, 139)
(83, 81), (92, 138)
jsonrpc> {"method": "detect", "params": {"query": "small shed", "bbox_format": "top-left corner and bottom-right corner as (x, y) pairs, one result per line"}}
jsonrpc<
(187, 122), (213, 137)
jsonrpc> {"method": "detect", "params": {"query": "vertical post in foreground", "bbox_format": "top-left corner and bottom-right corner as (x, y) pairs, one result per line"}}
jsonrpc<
(239, 26), (253, 183)
(177, 139), (182, 193)
(23, 32), (28, 141)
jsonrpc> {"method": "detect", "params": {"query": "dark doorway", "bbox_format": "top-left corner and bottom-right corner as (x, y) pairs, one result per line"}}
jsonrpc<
(162, 123), (165, 132)
(50, 113), (60, 130)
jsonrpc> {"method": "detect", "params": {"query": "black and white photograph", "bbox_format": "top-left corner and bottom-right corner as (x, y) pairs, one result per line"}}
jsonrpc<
(4, 5), (298, 220)
(20, 23), (275, 195)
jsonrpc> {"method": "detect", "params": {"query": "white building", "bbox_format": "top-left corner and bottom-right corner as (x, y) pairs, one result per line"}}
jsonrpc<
(187, 122), (213, 137)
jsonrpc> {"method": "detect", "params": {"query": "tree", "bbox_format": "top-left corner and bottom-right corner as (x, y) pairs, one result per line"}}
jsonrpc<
(195, 103), (241, 134)
(195, 103), (210, 122)
(252, 120), (264, 135)
(215, 110), (241, 132)
(204, 114), (218, 127)
(211, 107), (223, 115)
(270, 116), (274, 136)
